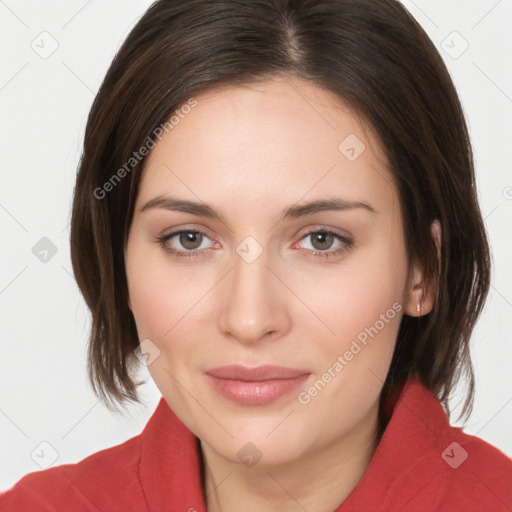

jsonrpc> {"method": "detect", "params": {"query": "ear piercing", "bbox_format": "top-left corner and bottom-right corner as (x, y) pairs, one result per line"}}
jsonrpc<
(416, 302), (421, 314)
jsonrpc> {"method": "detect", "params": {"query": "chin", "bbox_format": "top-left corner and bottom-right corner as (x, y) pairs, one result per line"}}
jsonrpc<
(201, 425), (312, 469)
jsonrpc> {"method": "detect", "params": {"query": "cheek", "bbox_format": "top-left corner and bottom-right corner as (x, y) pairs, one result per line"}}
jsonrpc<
(126, 257), (204, 413)
(127, 269), (169, 338)
(295, 246), (406, 429)
(126, 235), (205, 339)
(299, 247), (407, 354)
(126, 241), (174, 344)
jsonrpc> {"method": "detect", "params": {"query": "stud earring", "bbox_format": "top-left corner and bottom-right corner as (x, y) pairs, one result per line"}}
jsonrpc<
(416, 302), (421, 314)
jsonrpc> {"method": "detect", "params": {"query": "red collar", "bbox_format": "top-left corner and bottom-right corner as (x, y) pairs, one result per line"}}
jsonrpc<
(138, 378), (451, 511)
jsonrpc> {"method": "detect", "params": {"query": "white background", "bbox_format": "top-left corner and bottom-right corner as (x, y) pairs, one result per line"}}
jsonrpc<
(0, 0), (511, 490)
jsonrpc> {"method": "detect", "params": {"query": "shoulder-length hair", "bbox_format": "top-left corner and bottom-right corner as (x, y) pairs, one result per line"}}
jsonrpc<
(70, 0), (490, 421)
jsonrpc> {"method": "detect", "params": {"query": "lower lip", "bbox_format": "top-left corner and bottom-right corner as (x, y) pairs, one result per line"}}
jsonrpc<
(206, 374), (310, 406)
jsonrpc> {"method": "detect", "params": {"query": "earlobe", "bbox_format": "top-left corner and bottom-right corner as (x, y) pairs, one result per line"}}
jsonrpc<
(404, 220), (442, 317)
(404, 275), (427, 317)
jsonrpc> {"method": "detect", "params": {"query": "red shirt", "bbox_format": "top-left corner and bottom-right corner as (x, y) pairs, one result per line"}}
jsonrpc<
(1, 378), (511, 511)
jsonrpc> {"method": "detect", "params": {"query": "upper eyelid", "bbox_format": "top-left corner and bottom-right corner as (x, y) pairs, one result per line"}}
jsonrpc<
(162, 223), (350, 238)
(161, 225), (214, 240)
(300, 226), (350, 238)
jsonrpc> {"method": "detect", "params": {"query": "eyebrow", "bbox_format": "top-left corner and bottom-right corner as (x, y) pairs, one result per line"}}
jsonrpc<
(139, 195), (377, 222)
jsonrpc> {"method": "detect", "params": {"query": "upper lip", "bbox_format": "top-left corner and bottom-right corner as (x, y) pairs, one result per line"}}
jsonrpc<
(206, 365), (310, 381)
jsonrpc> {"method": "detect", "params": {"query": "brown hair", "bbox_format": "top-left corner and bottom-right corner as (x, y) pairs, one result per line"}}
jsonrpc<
(70, 0), (490, 422)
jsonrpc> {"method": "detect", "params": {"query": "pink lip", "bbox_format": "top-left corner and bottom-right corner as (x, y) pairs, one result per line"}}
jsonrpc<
(205, 365), (310, 406)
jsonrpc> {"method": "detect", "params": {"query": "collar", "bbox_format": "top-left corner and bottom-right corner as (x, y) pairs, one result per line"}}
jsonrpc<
(337, 378), (451, 510)
(138, 377), (450, 511)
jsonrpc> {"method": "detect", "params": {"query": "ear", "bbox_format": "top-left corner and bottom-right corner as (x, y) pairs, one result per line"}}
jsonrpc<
(404, 220), (441, 317)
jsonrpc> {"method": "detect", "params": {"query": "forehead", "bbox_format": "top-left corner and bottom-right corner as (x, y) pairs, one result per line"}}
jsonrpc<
(137, 76), (396, 214)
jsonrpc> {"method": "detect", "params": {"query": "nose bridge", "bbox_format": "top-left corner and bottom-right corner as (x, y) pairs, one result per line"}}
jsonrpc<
(218, 242), (289, 343)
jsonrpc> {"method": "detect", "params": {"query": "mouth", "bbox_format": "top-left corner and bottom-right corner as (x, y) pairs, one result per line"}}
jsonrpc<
(205, 364), (311, 406)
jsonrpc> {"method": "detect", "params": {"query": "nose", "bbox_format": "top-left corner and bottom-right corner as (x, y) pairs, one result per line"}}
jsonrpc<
(217, 246), (291, 345)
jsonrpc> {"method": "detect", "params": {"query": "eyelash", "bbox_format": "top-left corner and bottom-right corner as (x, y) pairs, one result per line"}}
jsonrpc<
(155, 229), (354, 260)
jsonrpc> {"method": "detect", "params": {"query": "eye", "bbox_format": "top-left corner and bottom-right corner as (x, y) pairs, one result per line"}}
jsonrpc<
(156, 229), (216, 259)
(295, 229), (353, 258)
(155, 227), (353, 260)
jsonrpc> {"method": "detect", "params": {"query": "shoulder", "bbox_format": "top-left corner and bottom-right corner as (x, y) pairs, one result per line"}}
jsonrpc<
(0, 434), (147, 511)
(373, 379), (512, 511)
(437, 426), (512, 509)
(375, 426), (512, 512)
(396, 424), (512, 511)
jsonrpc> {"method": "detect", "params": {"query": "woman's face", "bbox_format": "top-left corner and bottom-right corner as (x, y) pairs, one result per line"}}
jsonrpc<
(125, 76), (412, 466)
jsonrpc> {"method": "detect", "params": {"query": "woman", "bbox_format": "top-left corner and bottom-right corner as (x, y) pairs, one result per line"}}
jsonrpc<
(1, 0), (511, 510)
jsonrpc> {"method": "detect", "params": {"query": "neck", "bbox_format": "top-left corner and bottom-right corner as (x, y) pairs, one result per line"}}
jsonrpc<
(200, 398), (382, 512)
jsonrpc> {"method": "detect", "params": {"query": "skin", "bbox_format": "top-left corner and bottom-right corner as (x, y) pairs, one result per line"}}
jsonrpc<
(125, 75), (437, 512)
